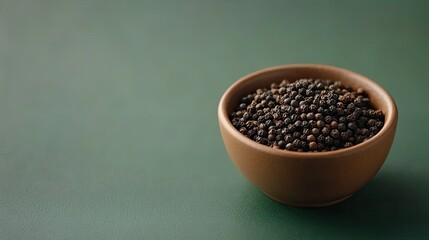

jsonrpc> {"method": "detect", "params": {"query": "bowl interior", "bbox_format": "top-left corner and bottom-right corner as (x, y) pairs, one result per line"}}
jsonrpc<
(220, 65), (397, 157)
(223, 65), (394, 128)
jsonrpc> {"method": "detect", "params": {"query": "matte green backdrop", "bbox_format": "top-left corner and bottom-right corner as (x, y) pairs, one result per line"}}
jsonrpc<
(0, 0), (428, 239)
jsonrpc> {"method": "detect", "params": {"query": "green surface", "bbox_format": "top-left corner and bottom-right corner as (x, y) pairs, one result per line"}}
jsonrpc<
(1, 0), (428, 239)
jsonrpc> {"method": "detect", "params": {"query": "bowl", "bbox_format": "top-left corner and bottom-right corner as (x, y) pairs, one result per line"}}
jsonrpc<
(218, 64), (398, 207)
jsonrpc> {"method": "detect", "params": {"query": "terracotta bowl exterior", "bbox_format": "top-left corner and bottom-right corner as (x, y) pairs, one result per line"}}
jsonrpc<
(218, 64), (398, 207)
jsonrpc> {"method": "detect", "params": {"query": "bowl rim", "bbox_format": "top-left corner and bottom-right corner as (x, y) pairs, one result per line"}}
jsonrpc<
(218, 64), (398, 159)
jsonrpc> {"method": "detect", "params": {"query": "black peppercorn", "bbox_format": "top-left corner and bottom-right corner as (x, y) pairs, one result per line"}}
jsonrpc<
(284, 134), (293, 143)
(368, 119), (376, 127)
(239, 127), (247, 134)
(293, 131), (300, 139)
(294, 120), (302, 128)
(330, 129), (340, 138)
(307, 134), (316, 142)
(257, 129), (267, 137)
(325, 136), (334, 145)
(309, 141), (317, 150)
(317, 120), (325, 128)
(306, 112), (315, 120)
(278, 140), (286, 149)
(291, 114), (298, 122)
(338, 123), (346, 131)
(375, 121), (383, 128)
(324, 116), (333, 123)
(290, 100), (299, 107)
(292, 139), (301, 148)
(346, 113), (356, 122)
(302, 121), (309, 128)
(299, 105), (309, 113)
(348, 122), (357, 130)
(322, 127), (330, 136)
(361, 128), (370, 136)
(247, 129), (257, 137)
(375, 110), (384, 119)
(311, 128), (320, 136)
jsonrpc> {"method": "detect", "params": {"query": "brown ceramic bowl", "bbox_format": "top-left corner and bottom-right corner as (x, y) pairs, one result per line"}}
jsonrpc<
(218, 64), (397, 207)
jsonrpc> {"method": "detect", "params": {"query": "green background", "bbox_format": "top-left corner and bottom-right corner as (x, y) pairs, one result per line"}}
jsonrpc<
(1, 0), (428, 239)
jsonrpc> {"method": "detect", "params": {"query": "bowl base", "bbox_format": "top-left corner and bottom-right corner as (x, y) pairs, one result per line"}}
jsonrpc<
(265, 193), (353, 208)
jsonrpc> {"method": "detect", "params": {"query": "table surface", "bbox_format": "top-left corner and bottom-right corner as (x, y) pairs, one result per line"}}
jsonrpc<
(1, 0), (428, 239)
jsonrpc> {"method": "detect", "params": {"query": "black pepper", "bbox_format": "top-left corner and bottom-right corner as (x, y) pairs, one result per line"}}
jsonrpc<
(229, 79), (385, 152)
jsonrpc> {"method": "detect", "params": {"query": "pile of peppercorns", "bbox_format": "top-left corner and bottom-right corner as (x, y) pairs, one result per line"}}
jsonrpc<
(230, 79), (384, 152)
